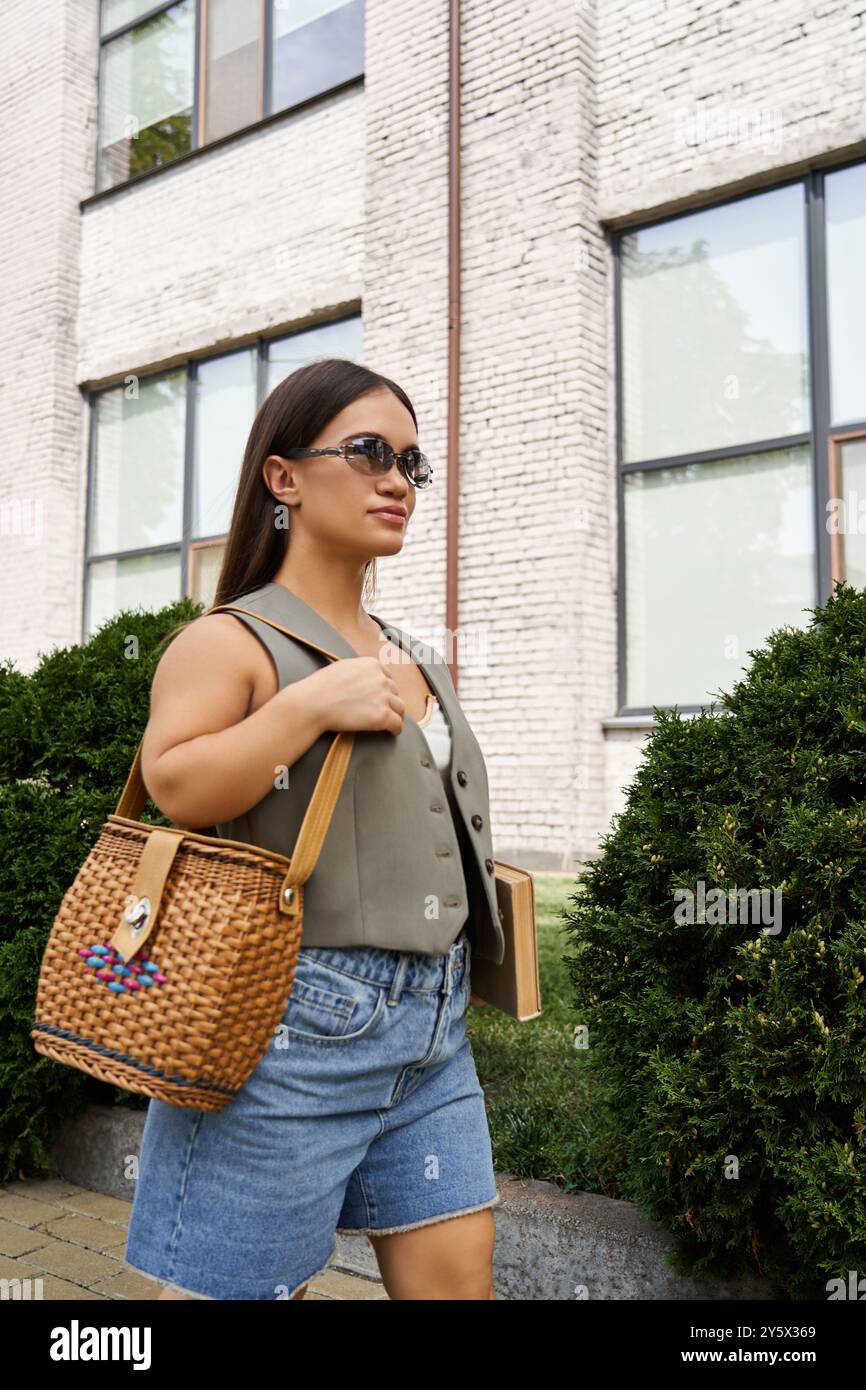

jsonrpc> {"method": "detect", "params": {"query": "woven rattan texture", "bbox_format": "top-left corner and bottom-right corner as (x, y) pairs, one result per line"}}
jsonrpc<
(32, 820), (303, 1111)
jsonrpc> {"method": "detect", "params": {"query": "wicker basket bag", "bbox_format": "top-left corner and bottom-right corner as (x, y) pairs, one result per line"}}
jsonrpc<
(30, 605), (352, 1113)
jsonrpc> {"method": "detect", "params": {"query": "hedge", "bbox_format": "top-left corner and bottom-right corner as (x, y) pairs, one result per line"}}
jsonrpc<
(563, 582), (866, 1300)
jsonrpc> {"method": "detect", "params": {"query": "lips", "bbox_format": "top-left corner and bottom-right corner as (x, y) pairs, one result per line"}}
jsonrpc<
(369, 507), (407, 521)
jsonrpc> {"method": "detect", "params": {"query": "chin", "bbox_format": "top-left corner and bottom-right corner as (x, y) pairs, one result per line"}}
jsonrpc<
(373, 536), (405, 557)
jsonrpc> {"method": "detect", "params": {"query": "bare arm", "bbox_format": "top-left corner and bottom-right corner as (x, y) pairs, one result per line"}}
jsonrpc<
(141, 614), (328, 828)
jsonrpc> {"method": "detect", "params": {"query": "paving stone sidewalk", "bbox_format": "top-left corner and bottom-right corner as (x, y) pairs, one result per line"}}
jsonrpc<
(0, 1177), (387, 1300)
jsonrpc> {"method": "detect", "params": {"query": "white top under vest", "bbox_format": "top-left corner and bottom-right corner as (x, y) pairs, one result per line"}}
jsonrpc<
(416, 694), (451, 775)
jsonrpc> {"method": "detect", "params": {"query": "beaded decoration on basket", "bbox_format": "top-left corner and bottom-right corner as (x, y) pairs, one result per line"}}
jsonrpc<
(78, 942), (168, 994)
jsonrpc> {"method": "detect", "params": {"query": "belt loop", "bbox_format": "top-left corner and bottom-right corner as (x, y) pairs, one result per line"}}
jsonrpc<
(387, 955), (408, 1007)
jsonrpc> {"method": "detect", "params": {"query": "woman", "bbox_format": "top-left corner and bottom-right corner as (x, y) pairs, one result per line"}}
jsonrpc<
(123, 357), (502, 1301)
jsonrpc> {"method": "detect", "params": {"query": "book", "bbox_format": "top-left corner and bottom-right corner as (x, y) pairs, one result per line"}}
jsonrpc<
(470, 859), (542, 1021)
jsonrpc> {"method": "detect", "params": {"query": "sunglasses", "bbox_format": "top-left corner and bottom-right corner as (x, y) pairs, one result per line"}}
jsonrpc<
(283, 434), (433, 489)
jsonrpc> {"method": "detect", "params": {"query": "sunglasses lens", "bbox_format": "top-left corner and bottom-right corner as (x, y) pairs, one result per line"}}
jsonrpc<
(346, 437), (387, 472)
(403, 449), (432, 487)
(346, 437), (432, 487)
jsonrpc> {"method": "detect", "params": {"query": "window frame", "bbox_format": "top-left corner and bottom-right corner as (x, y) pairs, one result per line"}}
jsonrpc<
(613, 155), (866, 716)
(93, 0), (364, 199)
(81, 317), (361, 641)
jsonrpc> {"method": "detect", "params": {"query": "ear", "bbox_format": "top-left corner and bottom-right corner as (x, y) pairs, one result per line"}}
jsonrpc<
(262, 454), (301, 505)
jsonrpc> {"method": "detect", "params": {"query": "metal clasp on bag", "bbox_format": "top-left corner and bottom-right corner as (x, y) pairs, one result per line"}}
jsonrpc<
(124, 894), (152, 939)
(279, 878), (304, 923)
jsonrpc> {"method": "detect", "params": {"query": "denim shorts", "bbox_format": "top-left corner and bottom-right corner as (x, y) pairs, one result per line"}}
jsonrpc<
(123, 927), (501, 1300)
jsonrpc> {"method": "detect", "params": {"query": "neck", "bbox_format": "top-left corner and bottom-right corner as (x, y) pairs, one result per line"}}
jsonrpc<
(271, 543), (374, 637)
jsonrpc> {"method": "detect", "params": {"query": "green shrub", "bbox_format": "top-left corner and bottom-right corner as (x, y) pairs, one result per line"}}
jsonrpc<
(562, 582), (866, 1299)
(0, 599), (203, 1181)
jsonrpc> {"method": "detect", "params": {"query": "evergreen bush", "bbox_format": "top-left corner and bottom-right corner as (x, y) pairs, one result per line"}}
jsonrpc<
(0, 599), (202, 1180)
(563, 583), (866, 1299)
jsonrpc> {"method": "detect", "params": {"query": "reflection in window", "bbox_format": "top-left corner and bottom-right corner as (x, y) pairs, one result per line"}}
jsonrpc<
(826, 163), (866, 428)
(265, 314), (363, 394)
(620, 183), (809, 463)
(86, 552), (182, 638)
(97, 0), (196, 191)
(101, 0), (166, 36)
(828, 437), (866, 592)
(270, 0), (364, 115)
(624, 447), (814, 708)
(90, 371), (187, 555)
(204, 0), (261, 143)
(192, 349), (258, 538)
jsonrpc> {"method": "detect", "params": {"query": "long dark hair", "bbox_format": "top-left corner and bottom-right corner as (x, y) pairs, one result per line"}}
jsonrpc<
(158, 356), (417, 653)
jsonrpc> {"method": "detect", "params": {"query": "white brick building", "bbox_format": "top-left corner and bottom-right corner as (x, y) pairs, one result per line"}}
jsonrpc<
(2, 0), (865, 869)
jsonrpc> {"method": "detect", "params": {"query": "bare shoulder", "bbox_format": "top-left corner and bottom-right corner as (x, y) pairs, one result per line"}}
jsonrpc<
(144, 611), (276, 774)
(153, 610), (271, 695)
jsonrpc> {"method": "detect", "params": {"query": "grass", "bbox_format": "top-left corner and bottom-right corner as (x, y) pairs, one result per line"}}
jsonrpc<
(468, 872), (627, 1200)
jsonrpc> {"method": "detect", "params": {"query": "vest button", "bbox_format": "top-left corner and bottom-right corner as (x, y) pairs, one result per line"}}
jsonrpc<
(471, 814), (483, 830)
(457, 769), (468, 785)
(420, 756), (432, 767)
(485, 858), (494, 874)
(430, 803), (444, 813)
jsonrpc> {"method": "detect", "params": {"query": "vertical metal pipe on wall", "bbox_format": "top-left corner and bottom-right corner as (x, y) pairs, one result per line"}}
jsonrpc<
(446, 0), (461, 691)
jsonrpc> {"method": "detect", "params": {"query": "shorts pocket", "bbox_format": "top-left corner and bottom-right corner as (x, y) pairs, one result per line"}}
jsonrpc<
(283, 959), (386, 1044)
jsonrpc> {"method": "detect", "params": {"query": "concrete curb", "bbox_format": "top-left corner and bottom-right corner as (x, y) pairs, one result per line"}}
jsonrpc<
(49, 1104), (773, 1301)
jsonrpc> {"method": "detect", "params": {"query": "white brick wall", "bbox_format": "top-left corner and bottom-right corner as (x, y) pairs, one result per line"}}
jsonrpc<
(77, 91), (366, 384)
(2, 0), (864, 865)
(362, 0), (616, 868)
(0, 0), (96, 665)
(597, 0), (866, 225)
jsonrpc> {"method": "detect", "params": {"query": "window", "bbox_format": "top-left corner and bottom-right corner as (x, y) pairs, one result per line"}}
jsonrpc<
(83, 314), (362, 637)
(203, 0), (261, 143)
(270, 0), (365, 114)
(826, 164), (866, 427)
(825, 164), (866, 595)
(616, 160), (866, 712)
(97, 0), (364, 192)
(98, 1), (196, 191)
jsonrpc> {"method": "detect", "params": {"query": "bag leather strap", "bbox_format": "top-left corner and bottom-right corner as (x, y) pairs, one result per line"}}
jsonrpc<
(112, 604), (356, 934)
(109, 827), (183, 962)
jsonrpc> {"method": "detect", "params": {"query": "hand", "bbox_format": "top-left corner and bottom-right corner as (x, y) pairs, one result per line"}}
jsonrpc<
(302, 652), (405, 736)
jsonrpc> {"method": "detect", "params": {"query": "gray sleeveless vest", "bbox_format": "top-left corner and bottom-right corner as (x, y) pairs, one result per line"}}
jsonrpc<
(213, 581), (505, 963)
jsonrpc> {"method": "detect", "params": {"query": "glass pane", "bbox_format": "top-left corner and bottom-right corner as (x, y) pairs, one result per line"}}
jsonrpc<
(192, 349), (258, 537)
(266, 314), (363, 394)
(621, 183), (809, 463)
(90, 371), (186, 555)
(624, 446), (814, 708)
(826, 161), (866, 427)
(101, 0), (170, 36)
(828, 438), (866, 590)
(98, 0), (195, 191)
(85, 551), (181, 640)
(204, 0), (261, 142)
(189, 540), (225, 608)
(270, 0), (364, 115)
